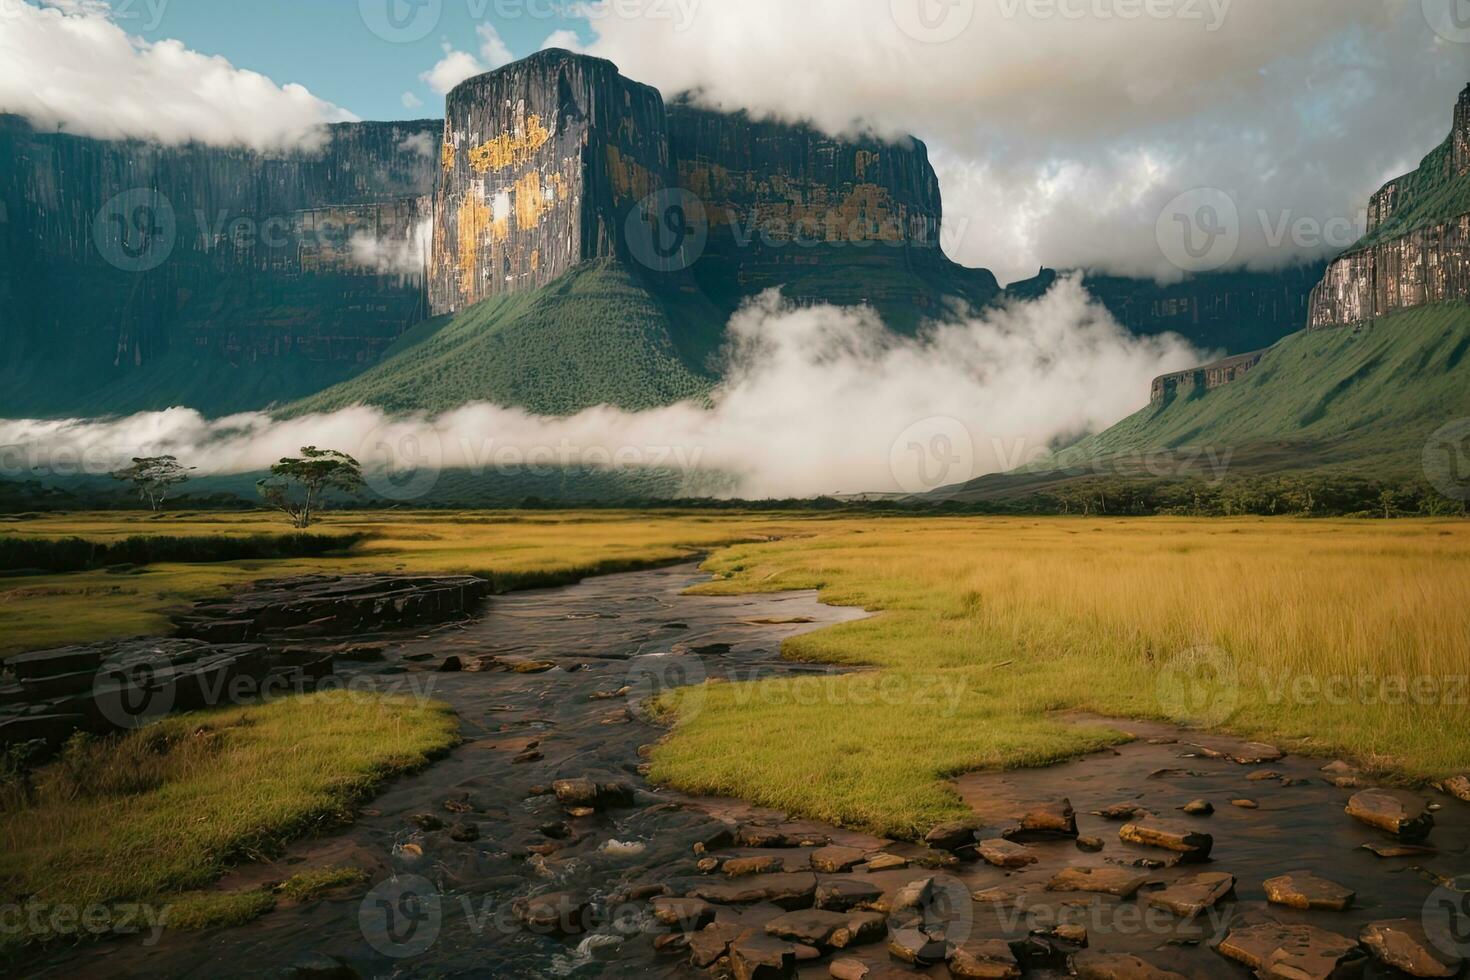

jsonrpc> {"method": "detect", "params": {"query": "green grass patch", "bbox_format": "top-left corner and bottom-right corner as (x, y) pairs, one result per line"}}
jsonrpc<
(163, 888), (277, 932)
(277, 866), (368, 904)
(0, 691), (458, 952)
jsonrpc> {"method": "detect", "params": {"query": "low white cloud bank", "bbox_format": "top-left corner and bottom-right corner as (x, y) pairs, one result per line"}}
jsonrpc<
(574, 0), (1466, 284)
(349, 217), (434, 277)
(0, 278), (1203, 497)
(0, 1), (354, 151)
(420, 24), (515, 95)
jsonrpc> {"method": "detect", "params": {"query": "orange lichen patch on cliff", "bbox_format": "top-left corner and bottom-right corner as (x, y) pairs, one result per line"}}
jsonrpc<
(468, 114), (552, 173)
(530, 248), (540, 272)
(607, 146), (655, 203)
(441, 142), (456, 172)
(456, 185), (492, 292)
(512, 170), (565, 231)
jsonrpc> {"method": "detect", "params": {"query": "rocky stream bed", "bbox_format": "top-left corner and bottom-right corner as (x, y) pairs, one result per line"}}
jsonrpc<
(16, 562), (1470, 979)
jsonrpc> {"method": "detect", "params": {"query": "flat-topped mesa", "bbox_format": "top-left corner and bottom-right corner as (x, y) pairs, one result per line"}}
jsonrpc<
(1308, 82), (1470, 329)
(429, 49), (673, 314)
(1150, 349), (1265, 403)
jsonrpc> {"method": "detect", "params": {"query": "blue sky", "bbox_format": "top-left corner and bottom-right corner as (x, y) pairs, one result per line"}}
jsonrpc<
(126, 0), (585, 121)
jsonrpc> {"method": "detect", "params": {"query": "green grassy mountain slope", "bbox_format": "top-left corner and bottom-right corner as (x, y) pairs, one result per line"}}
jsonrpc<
(287, 260), (727, 417)
(934, 302), (1470, 501)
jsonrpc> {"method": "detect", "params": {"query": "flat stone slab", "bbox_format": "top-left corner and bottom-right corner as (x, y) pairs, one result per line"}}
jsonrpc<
(1360, 919), (1464, 978)
(650, 896), (714, 929)
(1142, 872), (1235, 918)
(810, 845), (868, 873)
(1119, 820), (1213, 860)
(689, 921), (745, 968)
(949, 939), (1022, 978)
(689, 873), (818, 910)
(1263, 872), (1355, 911)
(814, 878), (883, 912)
(764, 909), (851, 947)
(725, 855), (786, 876)
(1071, 951), (1190, 980)
(1045, 867), (1149, 898)
(887, 926), (947, 966)
(924, 821), (978, 851)
(1217, 921), (1365, 979)
(1005, 799), (1078, 840)
(977, 838), (1038, 869)
(1346, 789), (1435, 840)
(730, 933), (798, 980)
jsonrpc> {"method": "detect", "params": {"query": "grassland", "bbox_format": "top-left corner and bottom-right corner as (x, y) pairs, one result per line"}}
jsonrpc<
(4, 511), (1468, 846)
(0, 691), (455, 951)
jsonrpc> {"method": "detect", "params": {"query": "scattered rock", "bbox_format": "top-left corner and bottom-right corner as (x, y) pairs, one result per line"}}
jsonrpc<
(815, 878), (883, 912)
(1007, 799), (1078, 840)
(829, 958), (869, 980)
(1360, 919), (1463, 978)
(410, 814), (443, 832)
(1346, 789), (1434, 840)
(977, 839), (1038, 869)
(811, 845), (869, 874)
(1437, 775), (1470, 803)
(511, 661), (557, 674)
(1231, 799), (1259, 809)
(511, 891), (591, 935)
(886, 877), (934, 914)
(1216, 921), (1365, 979)
(1045, 867), (1149, 898)
(697, 857), (722, 874)
(589, 686), (631, 701)
(864, 853), (909, 872)
(512, 750), (542, 764)
(1076, 836), (1105, 853)
(1248, 770), (1284, 781)
(1263, 872), (1355, 911)
(830, 912), (888, 949)
(689, 921), (745, 968)
(651, 896), (715, 930)
(736, 826), (805, 849)
(1141, 872), (1235, 918)
(448, 822), (480, 843)
(948, 939), (1022, 978)
(765, 910), (852, 947)
(1181, 800), (1214, 816)
(1047, 924), (1088, 946)
(1362, 841), (1438, 858)
(551, 777), (634, 812)
(688, 873), (818, 910)
(924, 821), (978, 851)
(729, 933), (798, 980)
(1119, 820), (1213, 861)
(887, 927), (947, 966)
(1092, 803), (1144, 820)
(725, 856), (785, 877)
(1071, 951), (1190, 980)
(280, 953), (361, 979)
(653, 932), (690, 954)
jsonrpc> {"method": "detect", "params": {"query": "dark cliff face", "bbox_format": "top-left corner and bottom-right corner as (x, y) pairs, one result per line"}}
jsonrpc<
(429, 49), (672, 314)
(0, 115), (441, 416)
(1308, 84), (1470, 328)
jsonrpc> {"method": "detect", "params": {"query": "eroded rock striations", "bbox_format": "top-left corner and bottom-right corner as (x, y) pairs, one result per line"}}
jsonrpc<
(1308, 84), (1470, 328)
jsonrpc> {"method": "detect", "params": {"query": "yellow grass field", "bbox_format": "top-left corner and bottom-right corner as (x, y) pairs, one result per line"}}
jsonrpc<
(4, 512), (1469, 842)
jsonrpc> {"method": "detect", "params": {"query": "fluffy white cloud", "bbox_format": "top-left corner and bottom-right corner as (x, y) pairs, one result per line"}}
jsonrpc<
(0, 0), (354, 151)
(401, 91), (424, 110)
(576, 0), (1468, 284)
(420, 23), (515, 95)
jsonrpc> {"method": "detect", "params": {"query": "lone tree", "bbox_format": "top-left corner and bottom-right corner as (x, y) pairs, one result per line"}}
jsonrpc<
(111, 456), (193, 511)
(257, 447), (363, 528)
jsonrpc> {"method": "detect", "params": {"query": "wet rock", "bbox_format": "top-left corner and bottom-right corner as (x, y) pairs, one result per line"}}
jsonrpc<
(811, 845), (869, 873)
(688, 873), (818, 910)
(887, 927), (947, 966)
(730, 933), (798, 980)
(1093, 802), (1144, 820)
(589, 686), (630, 701)
(1346, 789), (1435, 839)
(551, 777), (634, 812)
(1216, 921), (1365, 979)
(1362, 841), (1438, 858)
(448, 822), (480, 843)
(815, 878), (884, 912)
(1232, 799), (1259, 809)
(1119, 820), (1213, 861)
(1142, 872), (1235, 918)
(884, 877), (934, 914)
(1046, 867), (1149, 898)
(725, 856), (786, 877)
(653, 932), (690, 955)
(1071, 951), (1190, 980)
(765, 910), (852, 947)
(410, 814), (443, 831)
(1181, 800), (1214, 816)
(651, 896), (715, 930)
(1077, 836), (1105, 852)
(1008, 935), (1072, 971)
(1009, 799), (1078, 840)
(829, 958), (869, 980)
(512, 750), (542, 764)
(831, 911), (888, 949)
(1249, 771), (1285, 781)
(1188, 741), (1284, 765)
(948, 939), (1022, 978)
(1263, 872), (1356, 911)
(864, 853), (908, 872)
(689, 921), (745, 968)
(1047, 924), (1088, 946)
(915, 850), (960, 869)
(511, 661), (556, 674)
(977, 839), (1038, 869)
(1360, 919), (1463, 978)
(924, 821), (978, 851)
(697, 857), (722, 874)
(511, 891), (591, 935)
(736, 826), (805, 849)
